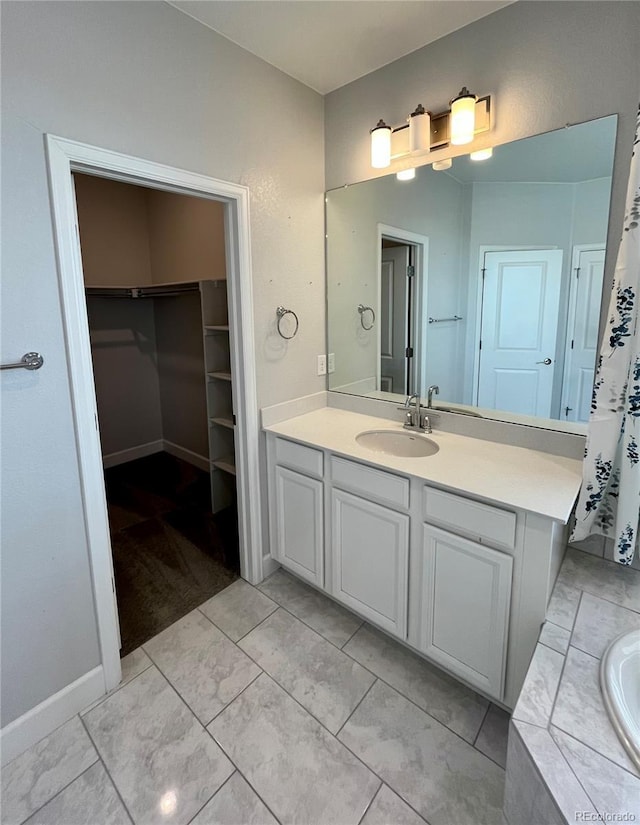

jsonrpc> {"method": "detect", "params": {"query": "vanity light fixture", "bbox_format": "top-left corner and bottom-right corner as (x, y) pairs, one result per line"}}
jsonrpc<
(450, 87), (477, 145)
(409, 104), (431, 152)
(432, 158), (452, 171)
(371, 119), (392, 168)
(396, 168), (416, 181)
(470, 147), (493, 161)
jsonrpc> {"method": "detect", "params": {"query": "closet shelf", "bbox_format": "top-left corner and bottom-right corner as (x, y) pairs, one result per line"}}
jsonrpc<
(207, 371), (232, 382)
(204, 325), (230, 332)
(212, 457), (236, 476)
(210, 417), (235, 430)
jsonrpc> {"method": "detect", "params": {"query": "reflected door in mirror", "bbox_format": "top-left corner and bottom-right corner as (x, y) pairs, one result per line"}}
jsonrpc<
(380, 245), (410, 394)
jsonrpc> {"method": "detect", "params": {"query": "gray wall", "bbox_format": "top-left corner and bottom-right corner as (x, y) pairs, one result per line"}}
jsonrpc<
(1, 0), (324, 727)
(324, 1), (640, 303)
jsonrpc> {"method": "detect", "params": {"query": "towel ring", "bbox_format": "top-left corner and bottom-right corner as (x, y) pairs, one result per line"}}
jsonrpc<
(276, 306), (299, 340)
(358, 304), (375, 331)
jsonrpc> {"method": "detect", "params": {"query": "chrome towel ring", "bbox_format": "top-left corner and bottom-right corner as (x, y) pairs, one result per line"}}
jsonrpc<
(276, 306), (299, 340)
(358, 304), (375, 331)
(1, 352), (44, 371)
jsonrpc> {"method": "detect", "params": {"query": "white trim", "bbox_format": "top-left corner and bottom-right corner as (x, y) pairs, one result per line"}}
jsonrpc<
(0, 667), (103, 766)
(376, 224), (429, 398)
(45, 135), (263, 708)
(162, 440), (210, 473)
(260, 391), (327, 427)
(102, 440), (163, 469)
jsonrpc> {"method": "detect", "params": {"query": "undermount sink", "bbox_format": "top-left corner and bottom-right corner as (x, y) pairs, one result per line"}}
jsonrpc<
(356, 429), (440, 458)
(600, 628), (640, 772)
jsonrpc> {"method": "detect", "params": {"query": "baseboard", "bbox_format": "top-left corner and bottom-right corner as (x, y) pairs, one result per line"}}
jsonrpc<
(162, 440), (210, 473)
(102, 440), (163, 469)
(261, 554), (280, 580)
(1, 666), (104, 766)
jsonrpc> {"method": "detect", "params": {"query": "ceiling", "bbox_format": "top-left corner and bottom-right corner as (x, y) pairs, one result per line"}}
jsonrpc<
(167, 1), (513, 94)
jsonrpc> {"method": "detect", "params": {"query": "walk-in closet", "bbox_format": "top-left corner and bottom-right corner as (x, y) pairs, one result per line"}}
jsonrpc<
(74, 173), (240, 655)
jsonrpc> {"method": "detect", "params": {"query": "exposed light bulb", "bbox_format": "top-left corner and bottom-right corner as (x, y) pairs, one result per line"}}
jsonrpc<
(409, 104), (431, 153)
(370, 119), (391, 168)
(432, 158), (452, 171)
(450, 87), (477, 146)
(470, 148), (493, 161)
(396, 168), (416, 181)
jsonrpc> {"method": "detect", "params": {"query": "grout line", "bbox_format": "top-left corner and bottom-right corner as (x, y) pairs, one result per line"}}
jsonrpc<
(472, 703), (491, 747)
(203, 670), (264, 729)
(81, 660), (154, 717)
(340, 619), (365, 649)
(549, 720), (640, 780)
(14, 752), (101, 825)
(335, 678), (378, 739)
(78, 716), (136, 825)
(183, 769), (237, 825)
(355, 782), (382, 825)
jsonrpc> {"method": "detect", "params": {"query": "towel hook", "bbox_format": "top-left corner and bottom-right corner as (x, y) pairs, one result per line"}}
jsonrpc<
(276, 306), (299, 340)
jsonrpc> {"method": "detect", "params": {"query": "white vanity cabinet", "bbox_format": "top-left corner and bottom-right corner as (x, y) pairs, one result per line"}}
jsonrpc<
(330, 456), (410, 638)
(268, 437), (324, 587)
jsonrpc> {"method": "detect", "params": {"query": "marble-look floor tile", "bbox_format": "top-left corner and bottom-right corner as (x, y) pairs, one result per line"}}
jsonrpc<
(546, 579), (582, 630)
(23, 762), (130, 825)
(258, 569), (362, 647)
(572, 592), (640, 660)
(475, 704), (510, 768)
(239, 608), (374, 733)
(361, 784), (427, 825)
(551, 646), (639, 776)
(190, 772), (278, 825)
(557, 548), (640, 612)
(344, 624), (488, 742)
(338, 680), (505, 825)
(550, 726), (640, 819)
(538, 621), (571, 655)
(81, 647), (153, 715)
(143, 609), (260, 724)
(209, 673), (380, 825)
(512, 720), (597, 822)
(84, 666), (233, 825)
(1, 716), (97, 825)
(199, 579), (277, 641)
(512, 643), (563, 728)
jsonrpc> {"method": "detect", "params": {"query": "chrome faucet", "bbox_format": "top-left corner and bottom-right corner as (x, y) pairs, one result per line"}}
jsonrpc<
(397, 393), (432, 433)
(427, 385), (440, 408)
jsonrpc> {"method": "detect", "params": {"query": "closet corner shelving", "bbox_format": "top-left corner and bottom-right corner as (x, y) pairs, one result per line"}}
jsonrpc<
(201, 280), (237, 513)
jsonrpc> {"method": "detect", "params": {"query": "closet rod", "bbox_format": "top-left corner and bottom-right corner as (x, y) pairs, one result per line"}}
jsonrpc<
(85, 284), (199, 299)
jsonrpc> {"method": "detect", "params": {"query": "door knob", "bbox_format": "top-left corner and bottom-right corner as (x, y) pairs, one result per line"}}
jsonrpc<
(536, 358), (552, 365)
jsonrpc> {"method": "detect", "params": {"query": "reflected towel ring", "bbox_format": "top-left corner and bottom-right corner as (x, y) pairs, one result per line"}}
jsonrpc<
(358, 304), (375, 331)
(276, 306), (299, 340)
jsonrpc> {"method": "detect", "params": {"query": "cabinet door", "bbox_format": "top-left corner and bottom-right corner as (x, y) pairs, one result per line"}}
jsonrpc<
(331, 488), (408, 638)
(273, 466), (324, 587)
(419, 524), (512, 699)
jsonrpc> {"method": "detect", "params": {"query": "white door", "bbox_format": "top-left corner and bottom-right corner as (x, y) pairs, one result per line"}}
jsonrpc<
(418, 524), (512, 699)
(561, 247), (605, 422)
(380, 246), (410, 394)
(331, 488), (408, 638)
(273, 466), (324, 586)
(477, 249), (563, 417)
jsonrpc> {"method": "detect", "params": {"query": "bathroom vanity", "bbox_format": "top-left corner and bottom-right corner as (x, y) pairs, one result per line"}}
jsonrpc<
(264, 407), (582, 709)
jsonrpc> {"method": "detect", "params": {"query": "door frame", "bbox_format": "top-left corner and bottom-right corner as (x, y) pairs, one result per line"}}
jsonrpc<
(45, 135), (263, 692)
(376, 224), (429, 398)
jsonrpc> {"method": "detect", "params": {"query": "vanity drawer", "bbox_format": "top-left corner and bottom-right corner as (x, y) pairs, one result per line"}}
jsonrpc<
(423, 486), (517, 550)
(275, 437), (323, 479)
(331, 456), (409, 510)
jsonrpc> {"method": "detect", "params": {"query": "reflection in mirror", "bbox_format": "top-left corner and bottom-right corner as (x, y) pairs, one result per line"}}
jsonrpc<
(326, 115), (617, 431)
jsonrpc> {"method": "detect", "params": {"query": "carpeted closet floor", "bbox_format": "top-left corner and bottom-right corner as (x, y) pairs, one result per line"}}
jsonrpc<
(104, 452), (239, 656)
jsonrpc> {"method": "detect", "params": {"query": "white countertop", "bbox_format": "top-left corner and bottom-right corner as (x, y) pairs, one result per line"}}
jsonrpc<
(264, 407), (583, 523)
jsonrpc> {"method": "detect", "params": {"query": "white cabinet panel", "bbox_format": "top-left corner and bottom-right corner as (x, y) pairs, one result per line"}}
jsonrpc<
(331, 488), (408, 638)
(423, 486), (517, 550)
(331, 455), (409, 509)
(273, 466), (324, 586)
(419, 524), (512, 699)
(274, 437), (323, 478)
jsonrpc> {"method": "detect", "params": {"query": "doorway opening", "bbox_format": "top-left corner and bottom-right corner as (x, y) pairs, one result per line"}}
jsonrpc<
(46, 136), (262, 695)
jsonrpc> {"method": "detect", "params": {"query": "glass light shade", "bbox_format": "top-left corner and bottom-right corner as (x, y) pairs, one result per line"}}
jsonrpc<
(409, 105), (431, 152)
(450, 88), (477, 146)
(396, 168), (416, 181)
(371, 120), (392, 168)
(432, 158), (452, 171)
(470, 147), (493, 161)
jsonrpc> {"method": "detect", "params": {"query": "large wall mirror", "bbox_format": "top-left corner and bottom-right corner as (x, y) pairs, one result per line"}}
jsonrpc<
(326, 115), (617, 431)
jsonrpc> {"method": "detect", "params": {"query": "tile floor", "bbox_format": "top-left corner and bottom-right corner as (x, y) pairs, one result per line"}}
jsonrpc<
(2, 570), (510, 825)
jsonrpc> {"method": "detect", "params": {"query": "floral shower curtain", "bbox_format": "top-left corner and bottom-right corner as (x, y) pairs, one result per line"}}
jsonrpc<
(571, 104), (640, 565)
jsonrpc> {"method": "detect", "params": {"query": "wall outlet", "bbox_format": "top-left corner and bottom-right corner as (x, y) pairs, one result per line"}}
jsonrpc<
(317, 354), (327, 375)
(328, 352), (335, 373)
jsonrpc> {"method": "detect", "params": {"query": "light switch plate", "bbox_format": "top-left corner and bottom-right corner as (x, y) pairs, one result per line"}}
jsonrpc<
(317, 354), (327, 375)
